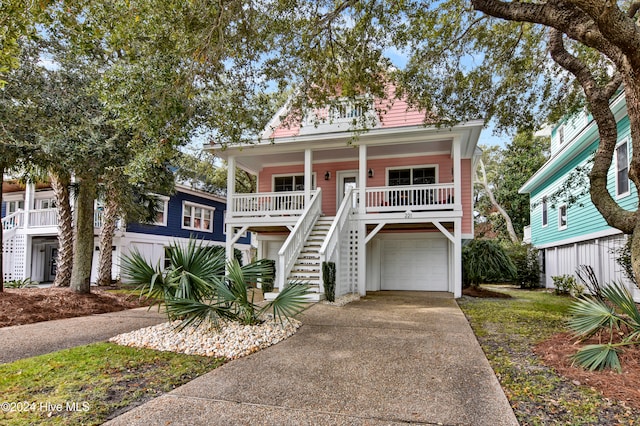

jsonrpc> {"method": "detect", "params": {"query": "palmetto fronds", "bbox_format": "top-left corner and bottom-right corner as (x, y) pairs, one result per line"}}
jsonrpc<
(568, 281), (640, 372)
(121, 238), (309, 327)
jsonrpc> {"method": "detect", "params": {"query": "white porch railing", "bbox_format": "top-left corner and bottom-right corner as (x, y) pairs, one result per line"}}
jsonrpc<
(276, 188), (323, 290)
(364, 183), (456, 213)
(231, 191), (308, 217)
(319, 187), (357, 296)
(2, 210), (23, 242)
(2, 210), (23, 231)
(28, 209), (58, 227)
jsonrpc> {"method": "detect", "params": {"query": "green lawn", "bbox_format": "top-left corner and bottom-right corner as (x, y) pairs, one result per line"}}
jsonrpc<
(0, 343), (224, 425)
(458, 286), (639, 425)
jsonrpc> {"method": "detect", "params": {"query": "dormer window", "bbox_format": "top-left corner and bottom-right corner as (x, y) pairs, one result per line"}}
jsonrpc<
(303, 98), (373, 126)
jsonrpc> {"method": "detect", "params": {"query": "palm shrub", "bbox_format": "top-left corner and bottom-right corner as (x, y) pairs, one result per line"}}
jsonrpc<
(4, 277), (39, 288)
(568, 281), (640, 372)
(121, 238), (309, 327)
(462, 239), (517, 287)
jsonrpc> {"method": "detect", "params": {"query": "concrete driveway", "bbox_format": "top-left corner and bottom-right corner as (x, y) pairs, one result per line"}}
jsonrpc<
(106, 291), (518, 425)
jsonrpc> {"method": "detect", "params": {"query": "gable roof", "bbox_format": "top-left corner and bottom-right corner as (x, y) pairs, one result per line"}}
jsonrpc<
(263, 85), (434, 140)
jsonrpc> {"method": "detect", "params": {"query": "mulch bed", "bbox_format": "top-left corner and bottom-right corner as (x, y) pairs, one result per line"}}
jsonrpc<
(462, 286), (513, 298)
(536, 332), (640, 410)
(0, 287), (150, 328)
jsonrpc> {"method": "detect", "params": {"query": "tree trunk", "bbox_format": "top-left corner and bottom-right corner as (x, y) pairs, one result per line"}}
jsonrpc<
(97, 191), (118, 286)
(70, 177), (97, 294)
(477, 159), (520, 243)
(50, 171), (73, 287)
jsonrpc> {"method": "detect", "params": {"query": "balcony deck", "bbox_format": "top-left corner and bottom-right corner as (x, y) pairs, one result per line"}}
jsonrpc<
(226, 184), (458, 225)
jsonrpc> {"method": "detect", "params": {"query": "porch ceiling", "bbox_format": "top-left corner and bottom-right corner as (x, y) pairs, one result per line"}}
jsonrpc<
(208, 121), (483, 173)
(223, 139), (454, 173)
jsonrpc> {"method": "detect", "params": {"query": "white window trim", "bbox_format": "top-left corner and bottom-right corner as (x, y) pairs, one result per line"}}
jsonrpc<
(557, 124), (565, 145)
(4, 199), (25, 214)
(541, 196), (548, 228)
(385, 164), (440, 186)
(153, 196), (170, 227)
(271, 172), (317, 192)
(615, 138), (630, 198)
(182, 201), (215, 233)
(558, 204), (568, 230)
(36, 197), (56, 210)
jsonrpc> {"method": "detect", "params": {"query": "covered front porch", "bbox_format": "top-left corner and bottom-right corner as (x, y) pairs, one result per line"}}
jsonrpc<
(215, 124), (480, 300)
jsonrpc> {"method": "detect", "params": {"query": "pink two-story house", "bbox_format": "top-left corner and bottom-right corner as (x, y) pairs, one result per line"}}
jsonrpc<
(210, 91), (482, 300)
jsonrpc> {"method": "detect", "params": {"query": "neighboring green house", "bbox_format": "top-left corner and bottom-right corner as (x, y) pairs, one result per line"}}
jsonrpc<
(519, 92), (640, 301)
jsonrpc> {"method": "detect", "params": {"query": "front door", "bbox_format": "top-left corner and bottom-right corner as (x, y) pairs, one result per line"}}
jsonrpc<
(337, 171), (359, 209)
(44, 245), (58, 282)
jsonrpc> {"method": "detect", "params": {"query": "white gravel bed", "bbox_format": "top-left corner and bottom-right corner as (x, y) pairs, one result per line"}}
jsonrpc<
(109, 317), (301, 360)
(322, 293), (360, 306)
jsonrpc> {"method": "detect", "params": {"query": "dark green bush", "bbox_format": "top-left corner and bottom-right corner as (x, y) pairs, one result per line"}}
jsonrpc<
(508, 243), (540, 289)
(322, 261), (336, 302)
(260, 259), (276, 294)
(462, 239), (517, 288)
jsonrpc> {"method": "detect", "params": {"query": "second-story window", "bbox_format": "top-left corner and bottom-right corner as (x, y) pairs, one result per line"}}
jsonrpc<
(153, 198), (169, 226)
(6, 200), (24, 214)
(182, 202), (214, 232)
(37, 198), (56, 209)
(542, 197), (548, 227)
(558, 204), (568, 230)
(616, 139), (630, 196)
(388, 167), (436, 186)
(273, 175), (316, 192)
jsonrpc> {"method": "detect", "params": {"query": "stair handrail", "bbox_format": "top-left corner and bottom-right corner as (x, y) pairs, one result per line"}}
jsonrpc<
(319, 187), (354, 274)
(2, 210), (23, 231)
(277, 188), (322, 290)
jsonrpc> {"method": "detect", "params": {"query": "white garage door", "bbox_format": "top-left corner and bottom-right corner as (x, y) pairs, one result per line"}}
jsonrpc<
(381, 237), (448, 291)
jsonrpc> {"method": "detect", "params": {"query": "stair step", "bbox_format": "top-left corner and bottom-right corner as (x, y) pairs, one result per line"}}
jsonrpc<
(292, 264), (319, 271)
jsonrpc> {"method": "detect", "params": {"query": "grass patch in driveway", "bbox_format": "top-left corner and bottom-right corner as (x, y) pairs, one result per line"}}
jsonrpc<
(458, 285), (640, 425)
(0, 342), (223, 425)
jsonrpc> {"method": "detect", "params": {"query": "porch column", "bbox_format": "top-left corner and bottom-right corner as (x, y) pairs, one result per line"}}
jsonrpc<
(452, 137), (462, 211)
(358, 144), (367, 214)
(304, 149), (312, 204)
(23, 182), (34, 281)
(357, 144), (367, 295)
(225, 156), (236, 263)
(453, 217), (462, 298)
(24, 180), (34, 227)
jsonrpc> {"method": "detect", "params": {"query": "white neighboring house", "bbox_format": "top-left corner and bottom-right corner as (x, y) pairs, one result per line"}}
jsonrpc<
(1, 181), (252, 284)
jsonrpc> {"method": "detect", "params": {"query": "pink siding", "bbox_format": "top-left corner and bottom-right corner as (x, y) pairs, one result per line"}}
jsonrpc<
(461, 159), (472, 235)
(266, 85), (429, 138)
(259, 154), (466, 216)
(375, 87), (429, 128)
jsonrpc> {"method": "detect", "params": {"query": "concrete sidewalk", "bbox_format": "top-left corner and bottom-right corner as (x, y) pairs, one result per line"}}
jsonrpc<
(106, 292), (518, 425)
(0, 307), (166, 364)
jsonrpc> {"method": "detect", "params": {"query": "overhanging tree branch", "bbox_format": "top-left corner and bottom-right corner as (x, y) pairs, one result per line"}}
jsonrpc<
(549, 29), (635, 233)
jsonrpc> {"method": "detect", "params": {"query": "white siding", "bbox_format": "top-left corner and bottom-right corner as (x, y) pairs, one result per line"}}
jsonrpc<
(543, 233), (640, 301)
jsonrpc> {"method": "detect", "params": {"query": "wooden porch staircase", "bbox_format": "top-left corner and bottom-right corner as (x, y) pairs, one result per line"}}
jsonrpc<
(287, 217), (333, 300)
(265, 216), (333, 302)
